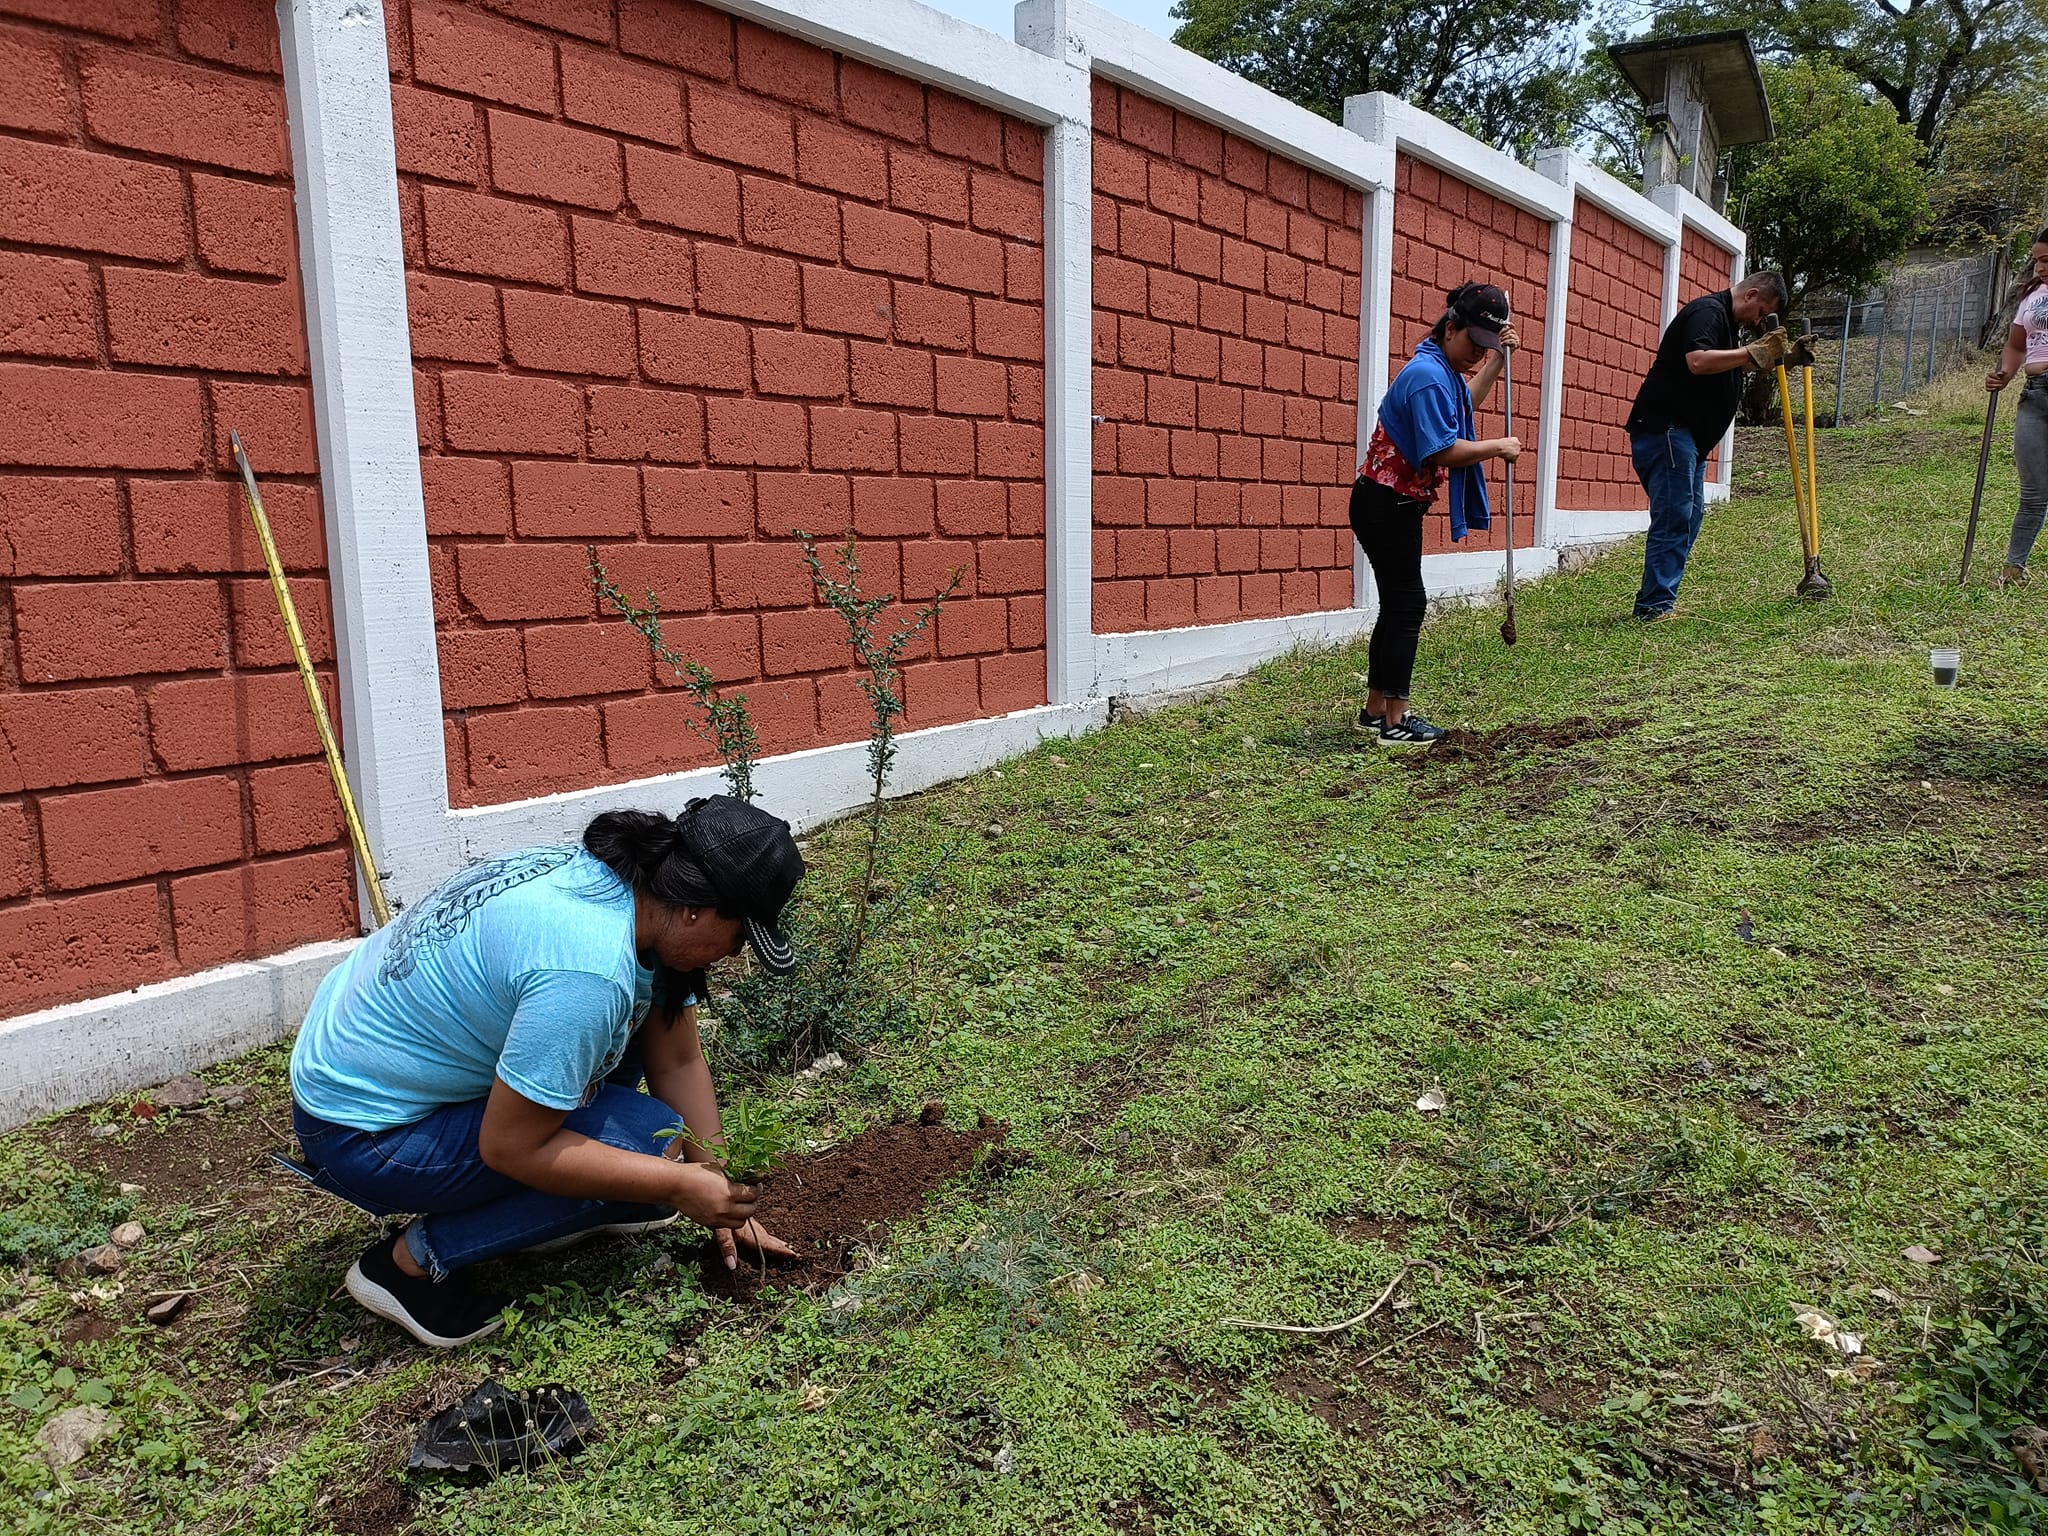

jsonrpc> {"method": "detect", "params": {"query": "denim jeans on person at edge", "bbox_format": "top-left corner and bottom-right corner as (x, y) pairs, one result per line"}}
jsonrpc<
(1631, 426), (1710, 616)
(291, 1049), (677, 1280)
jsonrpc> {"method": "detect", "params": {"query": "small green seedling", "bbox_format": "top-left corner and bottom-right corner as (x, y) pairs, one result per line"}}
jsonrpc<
(654, 1095), (798, 1184)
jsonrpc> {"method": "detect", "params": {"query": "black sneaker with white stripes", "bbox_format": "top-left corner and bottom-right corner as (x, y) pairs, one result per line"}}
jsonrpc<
(1354, 708), (1383, 734)
(1379, 710), (1446, 747)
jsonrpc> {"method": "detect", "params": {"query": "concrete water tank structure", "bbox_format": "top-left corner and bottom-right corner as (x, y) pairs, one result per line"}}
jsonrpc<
(1608, 30), (1773, 213)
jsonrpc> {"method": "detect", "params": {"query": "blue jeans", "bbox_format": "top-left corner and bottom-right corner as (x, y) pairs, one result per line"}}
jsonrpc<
(292, 1062), (682, 1280)
(1632, 428), (1709, 615)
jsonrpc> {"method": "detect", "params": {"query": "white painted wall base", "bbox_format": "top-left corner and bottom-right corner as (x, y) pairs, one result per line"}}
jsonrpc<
(0, 941), (353, 1132)
(1553, 509), (1652, 544)
(1093, 607), (1376, 698)
(1426, 544), (1562, 597)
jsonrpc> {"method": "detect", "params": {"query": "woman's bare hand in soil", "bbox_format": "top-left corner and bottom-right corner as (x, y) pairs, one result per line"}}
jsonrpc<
(720, 1218), (795, 1271)
(667, 1161), (758, 1232)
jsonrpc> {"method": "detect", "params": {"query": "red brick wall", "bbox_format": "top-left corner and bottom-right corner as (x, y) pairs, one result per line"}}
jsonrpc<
(391, 0), (1049, 807)
(1386, 156), (1548, 555)
(0, 1), (358, 1017)
(1556, 197), (1661, 511)
(1088, 79), (1360, 633)
(1679, 226), (1736, 477)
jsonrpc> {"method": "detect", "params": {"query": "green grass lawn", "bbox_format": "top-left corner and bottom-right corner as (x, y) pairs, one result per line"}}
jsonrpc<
(5, 395), (2047, 1535)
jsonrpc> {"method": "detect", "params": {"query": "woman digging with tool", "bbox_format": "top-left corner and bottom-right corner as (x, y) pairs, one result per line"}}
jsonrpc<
(1985, 229), (2048, 588)
(288, 797), (803, 1348)
(1350, 281), (1522, 746)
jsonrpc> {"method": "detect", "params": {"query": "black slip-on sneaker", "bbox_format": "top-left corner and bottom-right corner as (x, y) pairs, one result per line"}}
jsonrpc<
(345, 1236), (507, 1349)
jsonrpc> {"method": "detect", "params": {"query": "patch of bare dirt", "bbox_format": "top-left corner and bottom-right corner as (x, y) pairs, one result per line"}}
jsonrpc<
(1120, 1355), (1239, 1433)
(1418, 715), (1645, 768)
(698, 1114), (1008, 1301)
(324, 1477), (414, 1536)
(45, 1085), (294, 1212)
(1276, 1355), (1386, 1435)
(59, 1309), (118, 1349)
(1323, 1211), (1422, 1249)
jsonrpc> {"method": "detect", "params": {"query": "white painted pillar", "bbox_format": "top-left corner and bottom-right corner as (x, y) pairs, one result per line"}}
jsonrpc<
(1659, 233), (1682, 329)
(1529, 148), (1575, 551)
(1533, 213), (1572, 550)
(1715, 244), (1745, 499)
(277, 0), (458, 910)
(1017, 1), (1097, 704)
(1352, 177), (1395, 609)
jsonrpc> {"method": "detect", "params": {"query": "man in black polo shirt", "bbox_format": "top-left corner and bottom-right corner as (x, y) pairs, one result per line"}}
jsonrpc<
(1626, 271), (1793, 618)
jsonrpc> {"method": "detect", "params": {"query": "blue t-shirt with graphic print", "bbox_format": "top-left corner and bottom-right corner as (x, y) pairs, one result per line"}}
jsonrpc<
(291, 846), (658, 1132)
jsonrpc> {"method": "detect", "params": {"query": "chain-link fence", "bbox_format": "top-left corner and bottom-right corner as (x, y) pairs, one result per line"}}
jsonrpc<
(1799, 251), (2004, 426)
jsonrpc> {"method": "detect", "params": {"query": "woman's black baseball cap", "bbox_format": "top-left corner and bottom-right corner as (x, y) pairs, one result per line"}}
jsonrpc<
(1451, 283), (1511, 350)
(674, 795), (805, 974)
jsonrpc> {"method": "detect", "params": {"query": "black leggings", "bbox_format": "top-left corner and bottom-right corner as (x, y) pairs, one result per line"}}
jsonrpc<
(1348, 478), (1428, 700)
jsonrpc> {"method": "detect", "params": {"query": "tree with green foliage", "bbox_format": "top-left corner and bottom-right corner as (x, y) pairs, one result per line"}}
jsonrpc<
(1730, 57), (1931, 313)
(1928, 75), (2048, 253)
(1169, 0), (1591, 153)
(1651, 0), (2048, 147)
(1554, 26), (1648, 180)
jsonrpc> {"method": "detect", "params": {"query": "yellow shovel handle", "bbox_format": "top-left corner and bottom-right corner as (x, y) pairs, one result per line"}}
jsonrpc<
(1801, 365), (1821, 558)
(229, 433), (391, 928)
(1776, 365), (1813, 561)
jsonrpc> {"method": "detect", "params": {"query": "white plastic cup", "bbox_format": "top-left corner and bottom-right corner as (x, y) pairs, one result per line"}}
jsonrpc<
(1930, 647), (1960, 687)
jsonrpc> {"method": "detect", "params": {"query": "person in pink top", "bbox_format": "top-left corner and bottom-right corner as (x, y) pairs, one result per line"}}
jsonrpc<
(1986, 227), (2048, 586)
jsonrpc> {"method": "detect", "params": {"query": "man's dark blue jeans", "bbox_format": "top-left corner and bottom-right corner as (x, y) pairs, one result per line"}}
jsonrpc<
(1631, 427), (1709, 616)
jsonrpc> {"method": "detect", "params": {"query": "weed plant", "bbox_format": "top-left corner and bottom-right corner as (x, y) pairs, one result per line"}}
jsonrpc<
(592, 533), (955, 1076)
(656, 1095), (799, 1185)
(0, 1160), (132, 1267)
(1894, 1195), (2048, 1530)
(796, 530), (958, 971)
(826, 1208), (1081, 1356)
(589, 547), (759, 802)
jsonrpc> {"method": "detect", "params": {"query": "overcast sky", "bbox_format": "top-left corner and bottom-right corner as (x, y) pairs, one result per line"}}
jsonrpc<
(921, 0), (1182, 44)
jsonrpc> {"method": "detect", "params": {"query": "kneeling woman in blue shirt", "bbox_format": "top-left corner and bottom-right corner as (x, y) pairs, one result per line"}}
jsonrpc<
(290, 796), (802, 1347)
(1351, 282), (1523, 745)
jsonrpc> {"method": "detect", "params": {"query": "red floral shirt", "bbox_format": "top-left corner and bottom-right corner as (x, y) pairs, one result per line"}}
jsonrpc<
(1359, 421), (1441, 501)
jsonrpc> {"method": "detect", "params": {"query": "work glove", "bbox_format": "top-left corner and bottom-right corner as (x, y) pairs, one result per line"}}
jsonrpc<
(1746, 327), (1793, 370)
(1785, 333), (1821, 370)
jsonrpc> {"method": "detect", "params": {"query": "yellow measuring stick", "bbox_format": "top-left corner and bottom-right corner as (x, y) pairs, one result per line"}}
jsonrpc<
(229, 432), (391, 927)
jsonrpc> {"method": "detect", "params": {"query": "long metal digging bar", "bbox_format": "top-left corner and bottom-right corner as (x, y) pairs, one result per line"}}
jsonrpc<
(1776, 363), (1813, 563)
(1499, 340), (1517, 647)
(1959, 390), (2000, 586)
(1796, 364), (1831, 599)
(230, 432), (392, 927)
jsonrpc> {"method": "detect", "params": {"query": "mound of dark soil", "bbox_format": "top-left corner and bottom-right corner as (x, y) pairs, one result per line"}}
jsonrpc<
(700, 1116), (1009, 1299)
(1420, 715), (1644, 767)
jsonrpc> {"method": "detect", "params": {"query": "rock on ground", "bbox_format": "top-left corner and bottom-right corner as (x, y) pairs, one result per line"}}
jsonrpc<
(37, 1405), (117, 1469)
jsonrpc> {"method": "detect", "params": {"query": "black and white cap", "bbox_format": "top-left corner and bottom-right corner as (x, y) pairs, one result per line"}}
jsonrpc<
(674, 796), (805, 975)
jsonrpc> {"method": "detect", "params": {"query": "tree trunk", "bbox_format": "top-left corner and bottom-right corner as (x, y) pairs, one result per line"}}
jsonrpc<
(1741, 367), (1780, 426)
